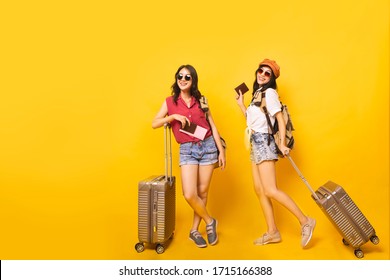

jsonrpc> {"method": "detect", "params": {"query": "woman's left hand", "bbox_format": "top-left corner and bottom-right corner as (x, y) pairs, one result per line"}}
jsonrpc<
(217, 152), (226, 170)
(279, 144), (290, 156)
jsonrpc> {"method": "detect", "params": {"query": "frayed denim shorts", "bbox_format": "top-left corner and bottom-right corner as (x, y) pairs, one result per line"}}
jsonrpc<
(250, 132), (278, 164)
(179, 136), (218, 166)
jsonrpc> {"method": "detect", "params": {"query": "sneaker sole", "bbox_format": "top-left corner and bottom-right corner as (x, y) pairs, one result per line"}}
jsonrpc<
(209, 238), (218, 246)
(188, 237), (207, 248)
(253, 238), (282, 246)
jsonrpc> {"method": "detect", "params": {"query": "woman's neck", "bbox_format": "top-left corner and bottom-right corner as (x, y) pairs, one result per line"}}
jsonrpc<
(180, 91), (191, 98)
(180, 91), (192, 107)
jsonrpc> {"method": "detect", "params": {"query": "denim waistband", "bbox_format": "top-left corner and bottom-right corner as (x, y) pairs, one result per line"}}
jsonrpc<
(182, 136), (213, 146)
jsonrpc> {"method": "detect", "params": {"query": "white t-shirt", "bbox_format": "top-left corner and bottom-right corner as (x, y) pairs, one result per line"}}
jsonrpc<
(246, 88), (281, 133)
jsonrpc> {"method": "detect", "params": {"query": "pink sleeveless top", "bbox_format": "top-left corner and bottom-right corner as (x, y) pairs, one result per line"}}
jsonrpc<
(165, 95), (212, 143)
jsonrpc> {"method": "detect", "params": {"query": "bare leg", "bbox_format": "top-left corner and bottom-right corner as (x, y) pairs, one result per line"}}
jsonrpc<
(257, 160), (308, 225)
(181, 164), (213, 229)
(191, 164), (215, 231)
(251, 162), (279, 233)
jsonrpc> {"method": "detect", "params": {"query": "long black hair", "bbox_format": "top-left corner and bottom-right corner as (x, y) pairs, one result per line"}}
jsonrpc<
(252, 66), (277, 96)
(171, 64), (202, 104)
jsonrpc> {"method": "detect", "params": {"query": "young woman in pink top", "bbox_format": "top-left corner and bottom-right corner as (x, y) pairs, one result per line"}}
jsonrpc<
(152, 64), (226, 248)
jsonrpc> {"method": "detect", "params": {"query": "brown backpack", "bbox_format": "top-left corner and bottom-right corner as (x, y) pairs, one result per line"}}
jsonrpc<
(259, 91), (295, 157)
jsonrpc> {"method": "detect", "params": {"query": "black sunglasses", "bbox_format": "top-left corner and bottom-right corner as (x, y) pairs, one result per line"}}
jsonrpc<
(177, 73), (192, 81)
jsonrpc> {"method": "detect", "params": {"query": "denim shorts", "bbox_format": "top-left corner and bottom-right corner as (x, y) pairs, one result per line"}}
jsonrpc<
(250, 132), (278, 164)
(179, 136), (218, 166)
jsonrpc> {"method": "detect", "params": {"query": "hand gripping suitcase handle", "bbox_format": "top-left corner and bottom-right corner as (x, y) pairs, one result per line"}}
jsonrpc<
(164, 123), (173, 181)
(286, 155), (320, 200)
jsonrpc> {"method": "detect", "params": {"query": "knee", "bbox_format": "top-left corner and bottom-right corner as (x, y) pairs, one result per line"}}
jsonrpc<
(197, 186), (208, 200)
(253, 184), (264, 197)
(263, 188), (278, 199)
(254, 184), (277, 199)
(183, 191), (197, 204)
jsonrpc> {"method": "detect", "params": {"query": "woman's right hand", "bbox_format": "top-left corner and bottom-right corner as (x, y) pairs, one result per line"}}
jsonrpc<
(152, 102), (190, 129)
(235, 90), (247, 116)
(171, 114), (190, 128)
(235, 90), (245, 106)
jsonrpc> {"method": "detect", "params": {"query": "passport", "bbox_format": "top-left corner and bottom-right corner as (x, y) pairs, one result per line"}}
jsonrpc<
(235, 82), (249, 95)
(179, 123), (207, 140)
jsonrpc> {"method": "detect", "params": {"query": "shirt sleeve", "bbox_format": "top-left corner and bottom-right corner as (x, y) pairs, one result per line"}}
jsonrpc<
(265, 88), (281, 117)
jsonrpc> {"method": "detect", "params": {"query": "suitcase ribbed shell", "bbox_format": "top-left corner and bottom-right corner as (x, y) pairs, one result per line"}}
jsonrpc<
(138, 175), (175, 244)
(315, 181), (375, 249)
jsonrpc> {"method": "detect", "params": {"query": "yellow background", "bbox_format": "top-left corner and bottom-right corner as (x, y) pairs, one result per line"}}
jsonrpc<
(0, 0), (388, 260)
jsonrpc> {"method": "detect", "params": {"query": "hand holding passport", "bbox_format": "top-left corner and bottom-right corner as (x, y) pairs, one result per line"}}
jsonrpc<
(179, 122), (207, 140)
(234, 82), (249, 95)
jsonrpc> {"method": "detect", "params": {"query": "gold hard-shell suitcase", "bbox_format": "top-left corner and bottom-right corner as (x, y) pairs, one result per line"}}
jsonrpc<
(287, 155), (379, 258)
(135, 124), (175, 254)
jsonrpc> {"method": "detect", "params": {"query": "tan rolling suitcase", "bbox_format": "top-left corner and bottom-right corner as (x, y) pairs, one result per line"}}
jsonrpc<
(287, 155), (379, 258)
(135, 124), (176, 254)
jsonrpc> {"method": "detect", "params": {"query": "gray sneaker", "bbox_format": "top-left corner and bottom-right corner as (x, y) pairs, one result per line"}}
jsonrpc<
(206, 218), (218, 245)
(301, 217), (316, 248)
(189, 230), (207, 248)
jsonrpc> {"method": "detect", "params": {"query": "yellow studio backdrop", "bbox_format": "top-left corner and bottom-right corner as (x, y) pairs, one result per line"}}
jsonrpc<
(0, 0), (388, 260)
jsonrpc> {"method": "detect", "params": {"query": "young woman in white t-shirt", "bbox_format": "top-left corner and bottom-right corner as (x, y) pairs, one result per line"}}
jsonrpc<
(235, 59), (316, 248)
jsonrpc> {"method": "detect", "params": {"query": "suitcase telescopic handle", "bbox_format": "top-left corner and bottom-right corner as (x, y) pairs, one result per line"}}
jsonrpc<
(286, 155), (320, 200)
(164, 123), (173, 181)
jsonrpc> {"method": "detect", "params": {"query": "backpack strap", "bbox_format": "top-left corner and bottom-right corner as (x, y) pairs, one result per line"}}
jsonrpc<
(199, 95), (210, 122)
(261, 95), (275, 133)
(260, 91), (275, 145)
(199, 95), (209, 114)
(199, 95), (227, 153)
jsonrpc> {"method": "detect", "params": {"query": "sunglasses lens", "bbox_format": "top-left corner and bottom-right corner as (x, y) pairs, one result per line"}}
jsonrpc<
(258, 68), (271, 77)
(177, 74), (191, 81)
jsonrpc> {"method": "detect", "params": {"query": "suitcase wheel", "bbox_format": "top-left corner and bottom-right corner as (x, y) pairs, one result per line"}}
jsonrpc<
(135, 242), (145, 253)
(156, 244), (165, 254)
(342, 238), (349, 246)
(370, 235), (380, 245)
(354, 249), (364, 259)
